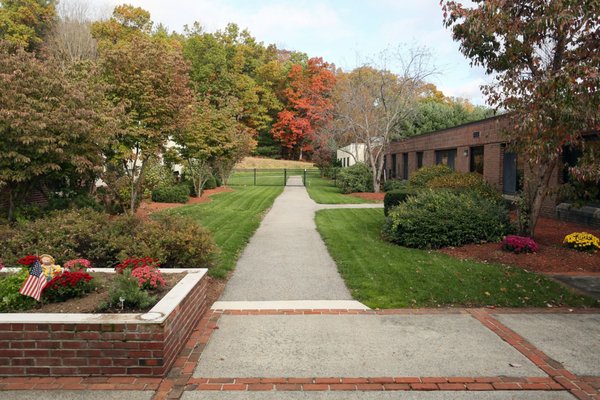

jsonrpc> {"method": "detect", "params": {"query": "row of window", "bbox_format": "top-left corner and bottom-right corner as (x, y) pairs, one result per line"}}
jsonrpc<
(339, 157), (351, 167)
(388, 146), (485, 179)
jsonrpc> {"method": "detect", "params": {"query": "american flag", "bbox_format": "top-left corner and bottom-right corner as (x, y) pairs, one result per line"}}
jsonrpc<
(19, 258), (46, 302)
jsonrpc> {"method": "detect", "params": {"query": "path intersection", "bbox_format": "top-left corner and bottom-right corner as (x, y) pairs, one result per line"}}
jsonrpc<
(1, 182), (598, 400)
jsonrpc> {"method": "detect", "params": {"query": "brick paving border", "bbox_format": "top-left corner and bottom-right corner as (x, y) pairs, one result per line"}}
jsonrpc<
(1, 307), (598, 400)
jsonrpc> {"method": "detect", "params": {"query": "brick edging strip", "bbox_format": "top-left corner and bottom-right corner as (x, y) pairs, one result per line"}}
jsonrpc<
(468, 309), (599, 400)
(186, 376), (563, 391)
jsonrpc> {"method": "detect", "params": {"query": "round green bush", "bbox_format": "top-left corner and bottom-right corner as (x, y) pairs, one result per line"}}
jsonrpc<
(384, 189), (511, 249)
(337, 163), (373, 194)
(204, 175), (217, 190)
(383, 179), (406, 192)
(426, 172), (503, 204)
(383, 188), (417, 216)
(0, 268), (38, 312)
(151, 184), (190, 203)
(408, 165), (454, 187)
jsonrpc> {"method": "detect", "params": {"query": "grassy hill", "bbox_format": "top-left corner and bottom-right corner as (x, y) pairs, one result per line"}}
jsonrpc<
(235, 157), (316, 169)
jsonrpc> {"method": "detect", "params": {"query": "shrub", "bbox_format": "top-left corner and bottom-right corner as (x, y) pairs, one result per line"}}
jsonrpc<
(427, 172), (503, 203)
(151, 184), (190, 203)
(501, 235), (539, 254)
(337, 163), (373, 194)
(383, 179), (406, 192)
(119, 214), (217, 269)
(0, 268), (38, 312)
(204, 175), (217, 190)
(384, 188), (417, 216)
(1, 210), (217, 270)
(99, 272), (156, 311)
(384, 189), (511, 249)
(563, 232), (600, 253)
(43, 271), (95, 303)
(131, 266), (166, 290)
(408, 165), (454, 187)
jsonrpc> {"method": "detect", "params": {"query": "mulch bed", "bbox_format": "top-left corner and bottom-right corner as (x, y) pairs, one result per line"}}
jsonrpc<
(23, 272), (186, 314)
(136, 186), (233, 219)
(440, 217), (600, 274)
(348, 192), (385, 202)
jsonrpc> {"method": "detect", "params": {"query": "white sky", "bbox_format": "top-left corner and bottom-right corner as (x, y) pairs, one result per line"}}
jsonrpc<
(103, 0), (491, 105)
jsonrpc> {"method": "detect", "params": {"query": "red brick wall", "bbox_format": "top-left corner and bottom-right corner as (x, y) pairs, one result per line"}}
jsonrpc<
(0, 273), (208, 377)
(385, 116), (564, 218)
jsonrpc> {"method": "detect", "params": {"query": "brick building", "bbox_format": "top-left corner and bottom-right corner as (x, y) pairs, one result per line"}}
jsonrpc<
(385, 115), (571, 219)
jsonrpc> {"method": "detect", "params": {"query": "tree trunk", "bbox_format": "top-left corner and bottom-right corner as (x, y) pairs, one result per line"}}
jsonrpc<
(7, 188), (15, 222)
(195, 176), (202, 198)
(527, 159), (558, 238)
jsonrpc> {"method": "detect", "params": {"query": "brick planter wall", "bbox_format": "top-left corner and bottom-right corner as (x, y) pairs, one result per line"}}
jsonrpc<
(0, 269), (208, 377)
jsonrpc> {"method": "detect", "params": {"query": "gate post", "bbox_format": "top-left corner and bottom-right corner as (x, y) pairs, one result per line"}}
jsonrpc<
(303, 169), (306, 186)
(284, 169), (287, 186)
(254, 168), (256, 186)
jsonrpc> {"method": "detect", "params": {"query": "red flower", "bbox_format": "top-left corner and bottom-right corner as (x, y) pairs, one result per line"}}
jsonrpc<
(18, 255), (39, 266)
(115, 257), (160, 274)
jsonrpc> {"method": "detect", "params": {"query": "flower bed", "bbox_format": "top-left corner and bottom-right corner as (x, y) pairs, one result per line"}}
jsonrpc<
(0, 268), (209, 377)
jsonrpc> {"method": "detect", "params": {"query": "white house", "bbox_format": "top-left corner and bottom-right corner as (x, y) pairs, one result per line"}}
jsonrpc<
(337, 143), (367, 168)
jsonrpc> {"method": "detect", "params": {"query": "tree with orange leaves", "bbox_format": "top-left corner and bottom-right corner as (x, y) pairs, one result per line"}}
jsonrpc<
(271, 57), (336, 160)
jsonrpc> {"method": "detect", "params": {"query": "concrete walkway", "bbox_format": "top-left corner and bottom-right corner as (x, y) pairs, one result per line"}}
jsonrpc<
(219, 180), (358, 302)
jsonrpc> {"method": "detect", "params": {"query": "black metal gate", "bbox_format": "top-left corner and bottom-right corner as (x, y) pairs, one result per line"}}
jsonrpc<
(228, 168), (322, 187)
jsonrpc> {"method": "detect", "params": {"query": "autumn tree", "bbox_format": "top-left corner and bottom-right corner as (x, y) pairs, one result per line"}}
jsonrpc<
(0, 45), (115, 220)
(94, 6), (194, 214)
(332, 49), (434, 192)
(271, 57), (336, 160)
(0, 0), (56, 52)
(442, 0), (600, 236)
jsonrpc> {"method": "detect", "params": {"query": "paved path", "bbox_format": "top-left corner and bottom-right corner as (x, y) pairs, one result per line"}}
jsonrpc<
(219, 181), (356, 301)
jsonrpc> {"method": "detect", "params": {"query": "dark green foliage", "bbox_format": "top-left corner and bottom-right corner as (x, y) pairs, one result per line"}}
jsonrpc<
(383, 179), (406, 192)
(408, 165), (454, 187)
(384, 189), (511, 249)
(151, 185), (190, 203)
(336, 163), (373, 194)
(1, 209), (217, 269)
(383, 188), (417, 216)
(427, 171), (504, 204)
(204, 175), (217, 190)
(0, 268), (38, 312)
(98, 272), (156, 311)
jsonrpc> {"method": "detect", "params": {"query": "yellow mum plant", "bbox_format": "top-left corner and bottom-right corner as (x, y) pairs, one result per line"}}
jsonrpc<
(563, 232), (600, 253)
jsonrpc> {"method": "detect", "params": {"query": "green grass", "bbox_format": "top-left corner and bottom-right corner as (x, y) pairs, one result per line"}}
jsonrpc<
(164, 186), (283, 278)
(316, 208), (597, 309)
(305, 175), (371, 204)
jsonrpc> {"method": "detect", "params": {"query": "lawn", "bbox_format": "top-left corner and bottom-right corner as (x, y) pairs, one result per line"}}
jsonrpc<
(316, 208), (597, 309)
(164, 186), (283, 278)
(305, 175), (371, 204)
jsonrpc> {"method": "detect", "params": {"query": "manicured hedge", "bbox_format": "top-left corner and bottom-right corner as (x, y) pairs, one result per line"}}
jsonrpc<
(383, 188), (417, 216)
(384, 189), (511, 249)
(337, 163), (373, 194)
(1, 209), (217, 269)
(151, 184), (190, 203)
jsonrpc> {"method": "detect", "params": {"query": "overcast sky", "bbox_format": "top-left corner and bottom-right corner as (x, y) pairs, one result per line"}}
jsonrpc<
(104, 0), (490, 105)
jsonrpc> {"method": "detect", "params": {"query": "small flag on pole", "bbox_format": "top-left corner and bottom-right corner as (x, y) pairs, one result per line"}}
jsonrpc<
(19, 257), (46, 302)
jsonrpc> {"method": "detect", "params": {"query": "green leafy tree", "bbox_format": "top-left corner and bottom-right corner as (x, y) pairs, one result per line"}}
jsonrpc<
(94, 6), (194, 214)
(442, 0), (600, 236)
(0, 0), (56, 52)
(0, 46), (116, 220)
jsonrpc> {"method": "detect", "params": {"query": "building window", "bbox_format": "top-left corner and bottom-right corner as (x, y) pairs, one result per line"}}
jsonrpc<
(402, 153), (409, 180)
(435, 149), (457, 170)
(416, 152), (423, 169)
(470, 146), (484, 174)
(391, 154), (397, 178)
